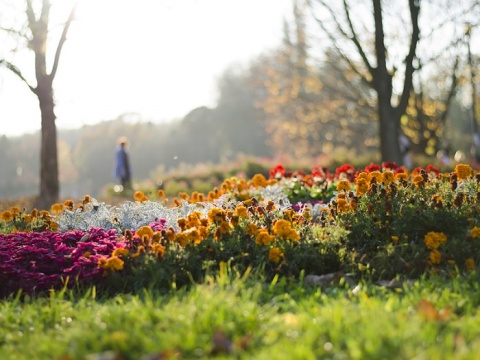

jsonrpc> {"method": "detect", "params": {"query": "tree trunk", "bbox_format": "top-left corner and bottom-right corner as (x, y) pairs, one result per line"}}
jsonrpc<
(35, 81), (59, 209)
(378, 99), (402, 164)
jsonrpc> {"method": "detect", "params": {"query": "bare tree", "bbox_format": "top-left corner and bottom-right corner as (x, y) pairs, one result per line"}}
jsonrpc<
(0, 0), (75, 208)
(308, 0), (420, 164)
(308, 0), (480, 165)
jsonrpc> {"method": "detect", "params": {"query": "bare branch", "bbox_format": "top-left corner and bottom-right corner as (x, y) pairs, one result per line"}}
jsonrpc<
(0, 59), (36, 93)
(25, 0), (36, 27)
(310, 11), (372, 87)
(49, 2), (76, 80)
(342, 0), (374, 75)
(395, 0), (420, 118)
(438, 56), (460, 124)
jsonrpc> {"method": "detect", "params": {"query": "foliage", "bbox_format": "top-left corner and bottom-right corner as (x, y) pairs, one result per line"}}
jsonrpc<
(1, 162), (479, 299)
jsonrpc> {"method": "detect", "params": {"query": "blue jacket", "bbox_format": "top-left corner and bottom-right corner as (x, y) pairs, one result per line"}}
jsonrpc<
(115, 147), (131, 180)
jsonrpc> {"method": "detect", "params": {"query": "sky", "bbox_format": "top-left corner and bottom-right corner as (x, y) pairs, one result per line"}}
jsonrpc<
(0, 0), (293, 137)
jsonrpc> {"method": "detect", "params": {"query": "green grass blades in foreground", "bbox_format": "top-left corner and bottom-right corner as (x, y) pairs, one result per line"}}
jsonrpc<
(1, 273), (480, 360)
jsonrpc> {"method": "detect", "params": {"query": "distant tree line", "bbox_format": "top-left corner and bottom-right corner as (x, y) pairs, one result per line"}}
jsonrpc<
(1, 0), (479, 202)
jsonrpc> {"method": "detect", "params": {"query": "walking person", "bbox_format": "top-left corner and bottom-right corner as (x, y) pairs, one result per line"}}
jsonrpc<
(399, 133), (413, 170)
(115, 136), (132, 191)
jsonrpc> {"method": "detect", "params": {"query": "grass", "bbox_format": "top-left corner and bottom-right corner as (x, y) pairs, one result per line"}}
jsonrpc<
(1, 270), (480, 359)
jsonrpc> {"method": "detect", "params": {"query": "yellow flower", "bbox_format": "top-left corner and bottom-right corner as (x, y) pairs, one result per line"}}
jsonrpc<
(136, 226), (154, 240)
(134, 191), (146, 201)
(10, 207), (20, 216)
(251, 174), (267, 188)
(99, 256), (124, 271)
(391, 236), (399, 243)
(465, 258), (475, 272)
(336, 198), (350, 213)
(63, 200), (74, 210)
(51, 203), (63, 213)
(48, 222), (59, 231)
(470, 226), (480, 239)
(234, 205), (248, 218)
(395, 173), (409, 181)
(272, 219), (300, 241)
(336, 179), (351, 192)
(187, 212), (203, 228)
(208, 207), (225, 224)
(245, 223), (258, 237)
(0, 210), (13, 222)
(413, 174), (424, 188)
(429, 250), (441, 265)
(22, 214), (33, 223)
(112, 247), (129, 257)
(356, 172), (371, 182)
(424, 231), (447, 250)
(152, 243), (166, 258)
(256, 229), (274, 245)
(216, 220), (231, 236)
(369, 171), (382, 183)
(455, 164), (473, 180)
(355, 178), (370, 197)
(381, 171), (395, 185)
(269, 247), (284, 263)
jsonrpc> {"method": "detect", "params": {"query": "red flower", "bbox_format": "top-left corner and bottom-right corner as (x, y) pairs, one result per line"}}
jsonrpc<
(412, 167), (423, 175)
(335, 164), (355, 181)
(364, 163), (381, 173)
(269, 164), (286, 179)
(311, 166), (331, 180)
(382, 161), (398, 171)
(425, 165), (440, 176)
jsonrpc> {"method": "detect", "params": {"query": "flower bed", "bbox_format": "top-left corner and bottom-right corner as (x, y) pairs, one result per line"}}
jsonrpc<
(1, 162), (479, 298)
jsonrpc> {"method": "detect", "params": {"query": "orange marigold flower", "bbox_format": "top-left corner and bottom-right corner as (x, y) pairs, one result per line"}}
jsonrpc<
(234, 204), (248, 218)
(208, 207), (225, 224)
(251, 174), (267, 188)
(48, 222), (59, 231)
(336, 179), (351, 192)
(356, 172), (371, 182)
(187, 212), (203, 228)
(245, 223), (258, 237)
(134, 191), (145, 201)
(152, 243), (166, 258)
(112, 247), (129, 257)
(157, 189), (165, 198)
(99, 256), (124, 271)
(336, 198), (350, 213)
(0, 210), (13, 222)
(177, 218), (187, 231)
(269, 247), (284, 263)
(266, 200), (276, 212)
(465, 258), (475, 272)
(369, 171), (382, 183)
(136, 226), (154, 240)
(51, 203), (63, 213)
(272, 219), (300, 241)
(424, 231), (447, 250)
(381, 171), (395, 185)
(455, 164), (473, 180)
(63, 200), (74, 209)
(217, 220), (231, 236)
(355, 178), (369, 197)
(429, 250), (441, 265)
(256, 229), (274, 245)
(413, 174), (424, 188)
(395, 172), (409, 181)
(470, 226), (480, 239)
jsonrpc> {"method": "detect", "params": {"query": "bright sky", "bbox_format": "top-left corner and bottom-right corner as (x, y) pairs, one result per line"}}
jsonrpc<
(0, 0), (293, 137)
